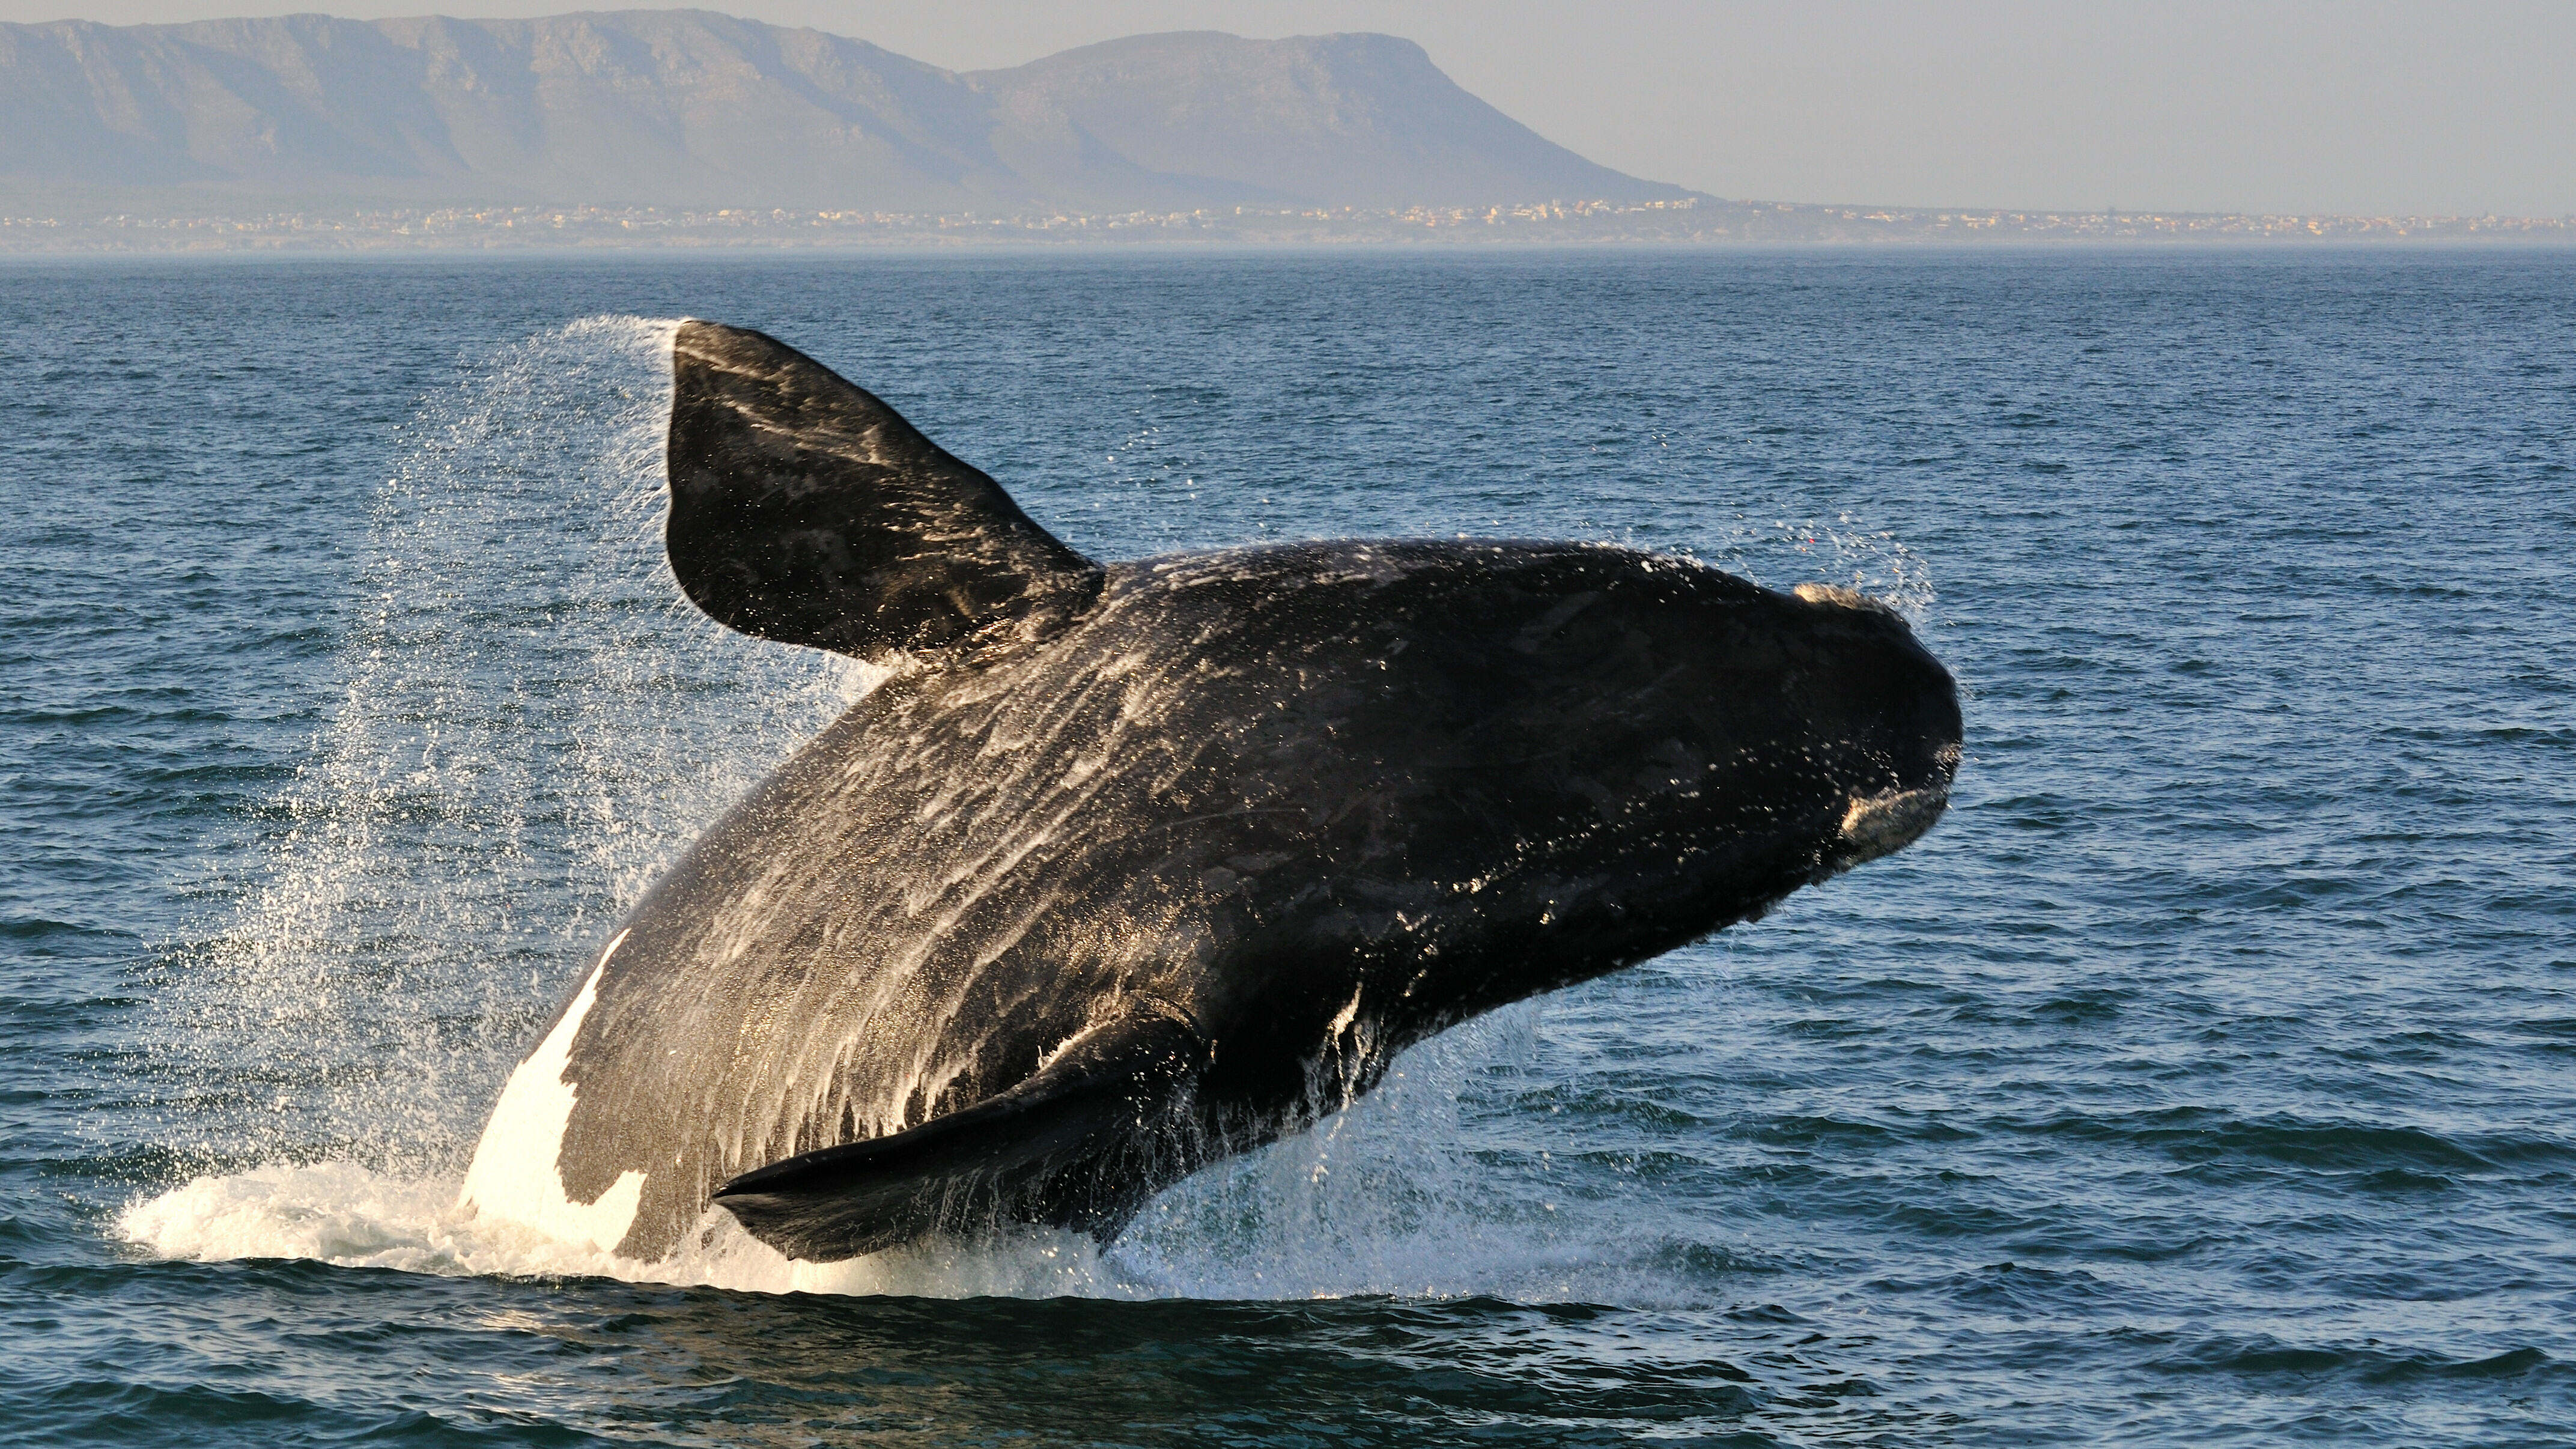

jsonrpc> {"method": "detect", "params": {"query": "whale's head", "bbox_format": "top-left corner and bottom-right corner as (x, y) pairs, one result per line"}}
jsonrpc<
(1778, 582), (1963, 875)
(1072, 539), (1961, 1027)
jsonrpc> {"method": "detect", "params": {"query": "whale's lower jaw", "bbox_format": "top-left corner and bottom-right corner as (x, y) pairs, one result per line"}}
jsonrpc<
(1828, 783), (1951, 874)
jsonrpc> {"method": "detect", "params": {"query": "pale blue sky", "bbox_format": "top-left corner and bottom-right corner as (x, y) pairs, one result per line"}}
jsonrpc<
(6, 0), (2569, 216)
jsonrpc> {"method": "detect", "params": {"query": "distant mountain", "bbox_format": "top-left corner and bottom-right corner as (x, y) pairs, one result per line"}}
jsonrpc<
(0, 11), (1686, 212)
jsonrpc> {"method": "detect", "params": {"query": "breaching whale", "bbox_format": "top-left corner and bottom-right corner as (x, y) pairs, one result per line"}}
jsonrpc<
(458, 321), (1963, 1265)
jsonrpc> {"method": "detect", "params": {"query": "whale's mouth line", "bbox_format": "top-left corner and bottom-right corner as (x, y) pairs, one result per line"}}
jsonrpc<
(1833, 782), (1951, 868)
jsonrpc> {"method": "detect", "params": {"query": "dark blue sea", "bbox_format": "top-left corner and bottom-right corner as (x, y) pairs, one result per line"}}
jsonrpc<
(5, 248), (2572, 1445)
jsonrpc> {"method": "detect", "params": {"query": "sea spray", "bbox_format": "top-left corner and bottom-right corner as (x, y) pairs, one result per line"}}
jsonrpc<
(1706, 512), (1937, 625)
(136, 316), (872, 1185)
(1104, 415), (1938, 622)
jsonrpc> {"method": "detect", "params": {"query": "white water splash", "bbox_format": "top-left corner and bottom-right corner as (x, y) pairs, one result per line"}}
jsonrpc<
(121, 1000), (1684, 1302)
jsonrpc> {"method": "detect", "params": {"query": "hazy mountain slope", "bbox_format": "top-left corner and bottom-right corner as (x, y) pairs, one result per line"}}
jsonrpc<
(0, 10), (1684, 211)
(0, 12), (1031, 208)
(974, 31), (1665, 209)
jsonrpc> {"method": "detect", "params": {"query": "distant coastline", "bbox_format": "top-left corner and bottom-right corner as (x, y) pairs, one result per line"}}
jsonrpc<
(5, 196), (2570, 253)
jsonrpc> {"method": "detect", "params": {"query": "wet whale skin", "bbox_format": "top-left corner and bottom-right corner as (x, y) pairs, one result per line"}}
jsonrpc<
(502, 320), (1963, 1263)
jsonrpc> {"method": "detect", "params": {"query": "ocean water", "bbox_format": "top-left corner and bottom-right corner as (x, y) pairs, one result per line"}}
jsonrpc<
(4, 248), (2572, 1445)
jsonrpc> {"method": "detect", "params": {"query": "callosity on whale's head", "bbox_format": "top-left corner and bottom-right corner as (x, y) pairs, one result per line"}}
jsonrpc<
(457, 320), (1963, 1267)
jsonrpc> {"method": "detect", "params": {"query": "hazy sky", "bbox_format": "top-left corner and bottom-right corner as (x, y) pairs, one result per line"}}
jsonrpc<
(6, 0), (2569, 216)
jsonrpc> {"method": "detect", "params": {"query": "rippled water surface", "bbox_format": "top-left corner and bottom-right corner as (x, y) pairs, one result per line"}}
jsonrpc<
(5, 249), (2573, 1445)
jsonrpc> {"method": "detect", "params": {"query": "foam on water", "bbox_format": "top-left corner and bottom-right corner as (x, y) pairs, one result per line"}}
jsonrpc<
(118, 1160), (1123, 1296)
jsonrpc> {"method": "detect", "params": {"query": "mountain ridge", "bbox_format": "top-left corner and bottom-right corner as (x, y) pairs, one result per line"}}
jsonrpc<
(0, 11), (1689, 211)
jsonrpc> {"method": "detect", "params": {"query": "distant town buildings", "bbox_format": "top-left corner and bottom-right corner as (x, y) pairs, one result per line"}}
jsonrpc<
(3, 198), (2569, 252)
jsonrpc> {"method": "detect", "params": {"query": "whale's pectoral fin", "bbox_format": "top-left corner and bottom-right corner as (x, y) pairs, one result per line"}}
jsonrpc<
(712, 1012), (1209, 1262)
(666, 320), (1105, 662)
